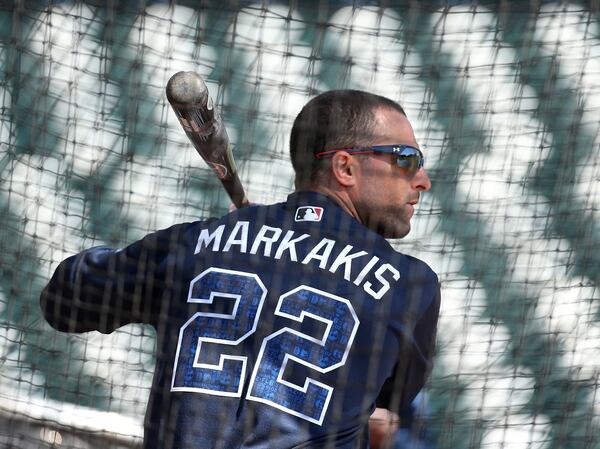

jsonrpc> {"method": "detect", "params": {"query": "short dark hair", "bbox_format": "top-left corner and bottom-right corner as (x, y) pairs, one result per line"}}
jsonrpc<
(290, 89), (405, 186)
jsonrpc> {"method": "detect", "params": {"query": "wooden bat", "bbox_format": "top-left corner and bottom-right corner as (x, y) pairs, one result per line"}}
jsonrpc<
(166, 71), (249, 209)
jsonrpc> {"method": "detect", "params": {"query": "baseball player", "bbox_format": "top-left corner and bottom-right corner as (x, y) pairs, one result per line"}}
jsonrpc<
(41, 89), (440, 449)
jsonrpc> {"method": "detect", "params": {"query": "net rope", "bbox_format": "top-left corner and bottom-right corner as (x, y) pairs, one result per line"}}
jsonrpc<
(1, 1), (599, 448)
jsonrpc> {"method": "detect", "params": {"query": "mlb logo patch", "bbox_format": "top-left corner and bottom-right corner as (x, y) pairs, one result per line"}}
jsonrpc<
(295, 206), (324, 222)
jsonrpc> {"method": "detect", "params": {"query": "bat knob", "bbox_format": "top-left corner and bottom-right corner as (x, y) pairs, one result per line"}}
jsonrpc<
(166, 71), (209, 106)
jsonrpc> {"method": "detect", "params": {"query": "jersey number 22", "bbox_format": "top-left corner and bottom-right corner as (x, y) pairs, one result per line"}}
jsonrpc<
(171, 267), (359, 425)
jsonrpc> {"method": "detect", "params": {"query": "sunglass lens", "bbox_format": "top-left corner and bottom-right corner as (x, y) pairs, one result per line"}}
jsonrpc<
(395, 148), (423, 173)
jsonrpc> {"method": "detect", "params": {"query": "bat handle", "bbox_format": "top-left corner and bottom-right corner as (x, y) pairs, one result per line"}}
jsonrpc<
(182, 116), (249, 209)
(222, 176), (249, 209)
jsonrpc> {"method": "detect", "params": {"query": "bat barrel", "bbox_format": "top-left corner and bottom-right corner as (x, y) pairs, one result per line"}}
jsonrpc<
(166, 71), (209, 106)
(166, 71), (249, 209)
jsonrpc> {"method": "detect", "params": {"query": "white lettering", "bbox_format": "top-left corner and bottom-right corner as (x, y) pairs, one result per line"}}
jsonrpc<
(353, 256), (380, 286)
(195, 222), (400, 302)
(250, 225), (283, 257)
(223, 221), (250, 253)
(363, 263), (400, 300)
(301, 238), (336, 269)
(328, 245), (368, 281)
(194, 225), (225, 254)
(274, 230), (310, 261)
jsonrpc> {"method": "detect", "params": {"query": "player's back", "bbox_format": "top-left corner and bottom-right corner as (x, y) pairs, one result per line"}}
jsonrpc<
(145, 191), (439, 449)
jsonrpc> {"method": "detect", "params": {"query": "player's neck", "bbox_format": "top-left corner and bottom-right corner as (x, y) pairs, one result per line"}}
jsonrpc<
(303, 186), (362, 224)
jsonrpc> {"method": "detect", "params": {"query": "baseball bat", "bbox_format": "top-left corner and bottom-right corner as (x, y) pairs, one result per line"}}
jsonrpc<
(166, 71), (249, 209)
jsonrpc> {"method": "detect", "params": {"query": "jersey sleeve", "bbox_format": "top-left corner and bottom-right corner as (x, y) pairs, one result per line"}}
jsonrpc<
(40, 222), (193, 334)
(375, 278), (441, 414)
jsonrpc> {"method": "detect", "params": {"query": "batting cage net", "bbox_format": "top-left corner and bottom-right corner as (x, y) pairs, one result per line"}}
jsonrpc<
(1, 1), (599, 448)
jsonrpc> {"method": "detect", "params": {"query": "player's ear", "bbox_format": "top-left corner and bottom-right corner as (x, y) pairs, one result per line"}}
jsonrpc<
(330, 151), (358, 187)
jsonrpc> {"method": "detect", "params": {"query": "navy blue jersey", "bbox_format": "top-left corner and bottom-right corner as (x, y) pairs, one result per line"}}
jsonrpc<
(40, 191), (440, 449)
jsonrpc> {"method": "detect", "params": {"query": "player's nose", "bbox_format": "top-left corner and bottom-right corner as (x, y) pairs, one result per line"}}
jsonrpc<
(412, 168), (431, 192)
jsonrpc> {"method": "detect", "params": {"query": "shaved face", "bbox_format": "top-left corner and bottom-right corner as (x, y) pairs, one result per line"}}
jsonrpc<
(352, 107), (430, 238)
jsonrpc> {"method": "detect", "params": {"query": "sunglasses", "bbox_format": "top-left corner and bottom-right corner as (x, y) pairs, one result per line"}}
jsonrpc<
(315, 144), (425, 174)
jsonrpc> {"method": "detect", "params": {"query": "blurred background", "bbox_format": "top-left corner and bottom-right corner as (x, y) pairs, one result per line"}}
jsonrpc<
(1, 1), (599, 448)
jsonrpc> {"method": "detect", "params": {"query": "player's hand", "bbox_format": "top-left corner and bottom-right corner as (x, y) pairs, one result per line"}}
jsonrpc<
(369, 408), (400, 449)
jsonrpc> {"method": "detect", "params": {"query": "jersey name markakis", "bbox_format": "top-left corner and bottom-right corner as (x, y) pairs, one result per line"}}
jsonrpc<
(194, 221), (400, 300)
